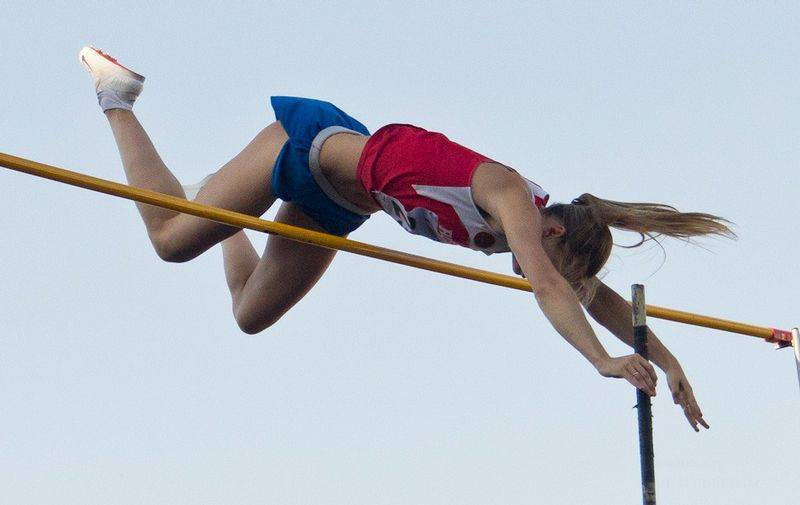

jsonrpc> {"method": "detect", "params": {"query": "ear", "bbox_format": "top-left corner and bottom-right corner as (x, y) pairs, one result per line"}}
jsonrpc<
(542, 223), (566, 239)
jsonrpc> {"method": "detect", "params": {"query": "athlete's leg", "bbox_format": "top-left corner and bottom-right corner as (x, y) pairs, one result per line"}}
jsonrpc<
(222, 202), (338, 334)
(105, 110), (286, 262)
(80, 46), (284, 262)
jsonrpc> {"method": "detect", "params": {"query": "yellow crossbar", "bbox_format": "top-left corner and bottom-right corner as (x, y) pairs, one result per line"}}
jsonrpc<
(1, 151), (790, 342)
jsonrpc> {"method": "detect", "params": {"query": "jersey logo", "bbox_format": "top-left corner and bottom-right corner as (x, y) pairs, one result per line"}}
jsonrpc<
(413, 184), (506, 252)
(372, 191), (456, 244)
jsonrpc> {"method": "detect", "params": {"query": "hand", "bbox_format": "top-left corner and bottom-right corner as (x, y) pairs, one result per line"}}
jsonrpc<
(665, 363), (709, 432)
(596, 354), (657, 396)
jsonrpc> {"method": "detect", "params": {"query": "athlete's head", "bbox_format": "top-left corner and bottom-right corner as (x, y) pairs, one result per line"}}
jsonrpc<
(538, 193), (735, 302)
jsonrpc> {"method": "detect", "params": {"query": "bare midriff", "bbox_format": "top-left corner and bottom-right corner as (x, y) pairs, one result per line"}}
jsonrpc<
(318, 132), (382, 213)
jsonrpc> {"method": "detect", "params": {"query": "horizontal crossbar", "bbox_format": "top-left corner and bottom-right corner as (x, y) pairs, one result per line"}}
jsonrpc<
(1, 151), (791, 342)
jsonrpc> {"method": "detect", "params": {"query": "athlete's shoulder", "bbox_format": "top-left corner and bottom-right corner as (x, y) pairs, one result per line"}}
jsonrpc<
(472, 162), (530, 196)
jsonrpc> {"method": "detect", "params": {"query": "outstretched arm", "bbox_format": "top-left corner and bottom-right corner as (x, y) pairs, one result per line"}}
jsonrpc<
(585, 277), (710, 431)
(584, 277), (676, 370)
(473, 166), (656, 395)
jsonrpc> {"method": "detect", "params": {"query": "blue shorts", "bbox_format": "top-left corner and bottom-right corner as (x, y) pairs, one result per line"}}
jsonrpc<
(270, 96), (371, 236)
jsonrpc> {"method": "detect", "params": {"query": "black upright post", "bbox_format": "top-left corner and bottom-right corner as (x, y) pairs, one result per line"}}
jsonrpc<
(632, 284), (656, 505)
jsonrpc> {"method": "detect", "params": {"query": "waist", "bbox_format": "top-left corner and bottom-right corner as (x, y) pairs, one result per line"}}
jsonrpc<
(317, 131), (381, 213)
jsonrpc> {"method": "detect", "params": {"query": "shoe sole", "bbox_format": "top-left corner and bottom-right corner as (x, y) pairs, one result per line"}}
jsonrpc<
(79, 46), (145, 82)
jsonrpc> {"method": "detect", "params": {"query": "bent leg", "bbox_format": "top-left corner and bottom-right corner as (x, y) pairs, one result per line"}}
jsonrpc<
(105, 110), (287, 261)
(223, 202), (338, 334)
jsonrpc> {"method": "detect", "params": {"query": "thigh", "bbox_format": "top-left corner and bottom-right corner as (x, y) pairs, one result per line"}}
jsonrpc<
(161, 121), (289, 254)
(235, 202), (339, 330)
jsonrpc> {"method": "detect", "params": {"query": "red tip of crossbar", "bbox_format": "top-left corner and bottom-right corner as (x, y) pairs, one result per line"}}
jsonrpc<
(766, 328), (794, 348)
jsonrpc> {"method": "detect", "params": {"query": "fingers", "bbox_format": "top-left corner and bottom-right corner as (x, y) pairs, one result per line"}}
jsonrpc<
(684, 405), (709, 432)
(671, 380), (710, 432)
(685, 388), (709, 431)
(641, 357), (658, 385)
(629, 368), (655, 396)
(626, 368), (655, 396)
(627, 355), (657, 396)
(599, 355), (658, 396)
(634, 356), (657, 391)
(682, 406), (699, 432)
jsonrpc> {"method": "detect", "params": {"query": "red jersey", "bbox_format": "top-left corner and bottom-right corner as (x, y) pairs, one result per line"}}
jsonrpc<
(357, 124), (550, 254)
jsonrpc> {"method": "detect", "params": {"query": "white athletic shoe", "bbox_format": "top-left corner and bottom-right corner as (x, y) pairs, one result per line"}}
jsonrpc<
(182, 173), (215, 201)
(79, 46), (145, 111)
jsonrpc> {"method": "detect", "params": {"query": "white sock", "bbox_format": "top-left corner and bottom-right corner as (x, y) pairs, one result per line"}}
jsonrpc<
(98, 90), (137, 112)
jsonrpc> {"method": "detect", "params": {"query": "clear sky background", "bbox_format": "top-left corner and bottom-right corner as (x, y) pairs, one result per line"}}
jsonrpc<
(1, 2), (798, 504)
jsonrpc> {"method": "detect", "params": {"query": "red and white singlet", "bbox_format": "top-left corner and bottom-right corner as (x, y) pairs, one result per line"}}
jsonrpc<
(357, 124), (550, 255)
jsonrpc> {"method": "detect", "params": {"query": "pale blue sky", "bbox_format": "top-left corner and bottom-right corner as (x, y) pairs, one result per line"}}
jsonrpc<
(1, 2), (798, 504)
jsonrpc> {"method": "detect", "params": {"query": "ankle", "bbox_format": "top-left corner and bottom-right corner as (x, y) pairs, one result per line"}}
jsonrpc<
(104, 108), (133, 119)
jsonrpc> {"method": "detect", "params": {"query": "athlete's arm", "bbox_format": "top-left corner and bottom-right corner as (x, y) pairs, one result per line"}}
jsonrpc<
(472, 164), (656, 394)
(585, 278), (709, 430)
(583, 277), (677, 368)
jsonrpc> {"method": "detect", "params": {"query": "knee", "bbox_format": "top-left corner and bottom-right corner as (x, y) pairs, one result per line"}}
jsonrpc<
(152, 233), (194, 263)
(155, 244), (191, 263)
(234, 307), (281, 335)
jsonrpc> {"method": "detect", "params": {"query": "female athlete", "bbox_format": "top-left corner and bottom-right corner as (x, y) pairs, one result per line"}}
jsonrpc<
(79, 46), (731, 431)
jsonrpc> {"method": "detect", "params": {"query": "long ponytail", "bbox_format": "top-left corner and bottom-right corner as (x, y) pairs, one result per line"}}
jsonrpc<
(573, 193), (735, 246)
(543, 193), (734, 302)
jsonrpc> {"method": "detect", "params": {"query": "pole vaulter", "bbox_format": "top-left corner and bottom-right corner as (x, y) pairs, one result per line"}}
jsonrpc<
(5, 41), (797, 505)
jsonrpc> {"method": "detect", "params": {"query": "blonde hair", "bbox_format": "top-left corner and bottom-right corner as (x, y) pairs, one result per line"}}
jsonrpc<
(543, 193), (735, 302)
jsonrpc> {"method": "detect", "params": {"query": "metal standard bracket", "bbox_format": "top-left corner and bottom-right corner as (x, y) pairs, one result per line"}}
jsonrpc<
(766, 328), (794, 349)
(757, 327), (799, 396)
